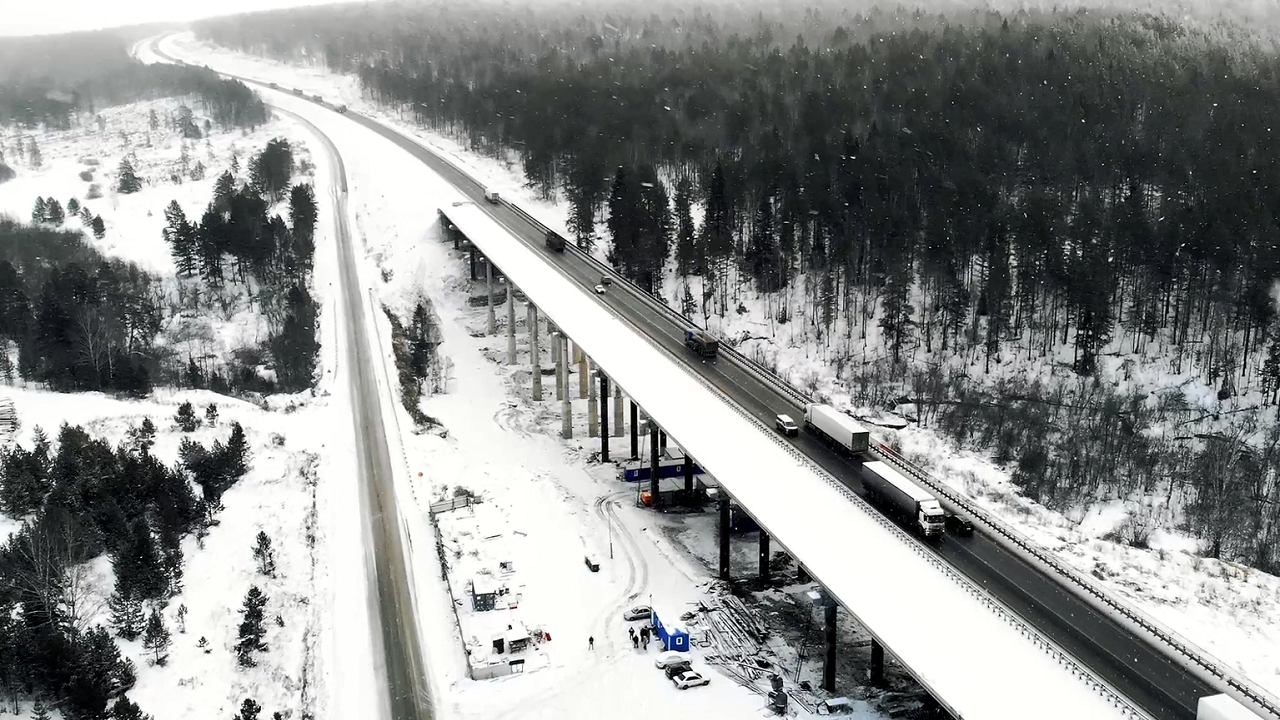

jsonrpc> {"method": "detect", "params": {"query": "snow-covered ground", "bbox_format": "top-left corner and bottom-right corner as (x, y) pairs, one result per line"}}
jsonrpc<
(157, 28), (1280, 707)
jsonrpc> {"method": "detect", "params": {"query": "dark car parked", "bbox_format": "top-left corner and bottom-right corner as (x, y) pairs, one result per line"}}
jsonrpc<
(945, 513), (974, 536)
(664, 661), (693, 680)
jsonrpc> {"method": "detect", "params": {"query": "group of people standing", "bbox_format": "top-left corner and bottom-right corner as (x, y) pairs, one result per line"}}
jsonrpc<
(588, 624), (652, 651)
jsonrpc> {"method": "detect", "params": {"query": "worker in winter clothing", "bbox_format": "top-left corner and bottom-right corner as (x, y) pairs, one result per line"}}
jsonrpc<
(588, 636), (594, 650)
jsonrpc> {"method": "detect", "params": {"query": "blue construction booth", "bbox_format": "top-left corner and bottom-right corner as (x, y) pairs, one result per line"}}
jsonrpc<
(650, 608), (690, 652)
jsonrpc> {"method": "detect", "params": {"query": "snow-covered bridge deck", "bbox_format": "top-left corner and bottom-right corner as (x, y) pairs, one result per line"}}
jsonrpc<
(442, 200), (1146, 720)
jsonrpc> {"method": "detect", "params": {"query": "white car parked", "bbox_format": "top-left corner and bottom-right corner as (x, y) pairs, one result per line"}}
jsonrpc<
(622, 605), (651, 621)
(672, 670), (710, 689)
(654, 651), (691, 669)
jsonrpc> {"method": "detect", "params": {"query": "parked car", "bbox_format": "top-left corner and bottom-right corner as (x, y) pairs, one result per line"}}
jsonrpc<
(664, 661), (693, 680)
(600, 275), (612, 286)
(672, 671), (710, 689)
(775, 413), (799, 437)
(483, 189), (501, 204)
(945, 513), (974, 536)
(655, 651), (691, 669)
(584, 555), (600, 572)
(335, 104), (348, 113)
(622, 605), (651, 621)
(594, 284), (606, 294)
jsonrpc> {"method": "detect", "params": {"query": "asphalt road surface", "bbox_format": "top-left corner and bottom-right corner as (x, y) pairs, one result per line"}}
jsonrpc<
(161, 39), (1213, 720)
(148, 40), (435, 719)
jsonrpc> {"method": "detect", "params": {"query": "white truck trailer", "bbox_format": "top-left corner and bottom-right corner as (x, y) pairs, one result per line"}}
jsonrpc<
(803, 404), (870, 454)
(860, 461), (945, 539)
(1198, 695), (1267, 720)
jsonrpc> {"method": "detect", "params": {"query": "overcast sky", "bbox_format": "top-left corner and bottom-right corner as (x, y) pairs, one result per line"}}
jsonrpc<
(0, 0), (359, 37)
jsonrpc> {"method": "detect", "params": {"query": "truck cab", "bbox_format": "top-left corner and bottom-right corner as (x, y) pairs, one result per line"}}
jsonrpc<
(483, 188), (501, 204)
(544, 230), (566, 252)
(919, 499), (945, 539)
(684, 329), (719, 359)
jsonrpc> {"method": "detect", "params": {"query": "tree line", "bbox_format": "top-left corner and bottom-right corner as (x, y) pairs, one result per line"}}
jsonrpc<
(199, 2), (1280, 568)
(0, 28), (266, 130)
(162, 138), (319, 393)
(0, 411), (250, 718)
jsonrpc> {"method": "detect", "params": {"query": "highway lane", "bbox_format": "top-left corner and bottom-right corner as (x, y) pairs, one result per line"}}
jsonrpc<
(160, 42), (1208, 719)
(149, 41), (435, 719)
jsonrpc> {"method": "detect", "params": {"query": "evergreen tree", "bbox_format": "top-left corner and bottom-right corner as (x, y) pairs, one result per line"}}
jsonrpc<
(92, 215), (106, 238)
(175, 401), (201, 432)
(226, 421), (249, 477)
(198, 635), (211, 653)
(128, 417), (157, 455)
(148, 108), (159, 132)
(0, 161), (14, 185)
(163, 200), (198, 277)
(249, 138), (293, 203)
(31, 196), (47, 224)
(252, 531), (276, 577)
(190, 160), (206, 181)
(27, 138), (42, 169)
(235, 698), (262, 720)
(288, 183), (317, 270)
(108, 591), (145, 640)
(235, 586), (269, 666)
(117, 157), (142, 194)
(112, 519), (168, 601)
(45, 198), (65, 225)
(67, 196), (80, 215)
(31, 699), (52, 720)
(205, 402), (219, 426)
(674, 177), (696, 277)
(176, 603), (188, 634)
(79, 205), (93, 226)
(143, 607), (172, 665)
(112, 695), (150, 720)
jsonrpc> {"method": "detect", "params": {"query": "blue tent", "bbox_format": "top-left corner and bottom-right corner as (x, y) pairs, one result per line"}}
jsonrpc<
(651, 608), (690, 652)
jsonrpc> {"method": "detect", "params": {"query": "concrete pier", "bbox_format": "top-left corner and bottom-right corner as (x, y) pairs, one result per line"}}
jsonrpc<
(485, 260), (496, 334)
(506, 285), (516, 365)
(587, 361), (599, 437)
(528, 303), (542, 400)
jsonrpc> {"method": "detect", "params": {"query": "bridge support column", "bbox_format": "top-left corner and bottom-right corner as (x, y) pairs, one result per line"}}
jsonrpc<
(469, 246), (477, 280)
(600, 374), (610, 461)
(579, 348), (589, 399)
(552, 332), (563, 401)
(485, 260), (496, 335)
(683, 453), (694, 500)
(506, 285), (516, 365)
(718, 493), (731, 581)
(629, 401), (639, 459)
(659, 429), (667, 454)
(587, 361), (599, 437)
(560, 336), (573, 439)
(869, 640), (884, 686)
(528, 304), (542, 401)
(823, 605), (838, 692)
(649, 421), (661, 508)
(759, 529), (771, 582)
(613, 384), (624, 436)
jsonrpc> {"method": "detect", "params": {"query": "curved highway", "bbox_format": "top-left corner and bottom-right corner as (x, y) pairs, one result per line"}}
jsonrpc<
(152, 35), (1262, 720)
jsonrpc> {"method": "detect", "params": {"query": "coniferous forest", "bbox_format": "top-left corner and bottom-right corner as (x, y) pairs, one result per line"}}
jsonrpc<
(199, 0), (1280, 572)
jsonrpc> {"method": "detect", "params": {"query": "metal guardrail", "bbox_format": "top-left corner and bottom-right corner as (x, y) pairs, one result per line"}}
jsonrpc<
(500, 201), (1280, 720)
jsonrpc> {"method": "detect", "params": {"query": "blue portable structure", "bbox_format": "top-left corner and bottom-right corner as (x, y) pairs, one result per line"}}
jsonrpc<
(622, 456), (706, 482)
(651, 608), (690, 652)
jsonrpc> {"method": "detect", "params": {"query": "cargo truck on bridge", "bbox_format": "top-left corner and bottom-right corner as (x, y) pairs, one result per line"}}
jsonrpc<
(545, 230), (567, 252)
(803, 404), (870, 455)
(860, 461), (945, 539)
(684, 329), (719, 358)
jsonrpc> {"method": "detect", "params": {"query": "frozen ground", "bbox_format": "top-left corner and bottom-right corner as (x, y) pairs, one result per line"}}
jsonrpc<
(159, 30), (1280, 706)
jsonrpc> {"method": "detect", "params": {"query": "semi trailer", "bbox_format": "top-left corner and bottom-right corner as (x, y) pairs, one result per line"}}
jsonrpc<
(1197, 695), (1267, 720)
(545, 230), (567, 252)
(803, 404), (870, 454)
(684, 329), (719, 358)
(860, 461), (944, 539)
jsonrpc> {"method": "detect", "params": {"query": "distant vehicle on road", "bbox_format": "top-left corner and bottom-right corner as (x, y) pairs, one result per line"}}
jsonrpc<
(336, 104), (348, 113)
(483, 188), (501, 204)
(584, 555), (600, 572)
(654, 651), (691, 669)
(293, 88), (304, 96)
(862, 460), (945, 540)
(622, 605), (651, 621)
(672, 671), (710, 689)
(599, 275), (612, 286)
(268, 82), (278, 89)
(594, 284), (606, 294)
(544, 230), (567, 252)
(312, 95), (325, 103)
(945, 513), (974, 536)
(775, 414), (798, 437)
(803, 404), (870, 455)
(684, 328), (718, 359)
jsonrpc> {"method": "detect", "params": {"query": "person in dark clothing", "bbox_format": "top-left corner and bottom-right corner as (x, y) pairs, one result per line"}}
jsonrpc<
(632, 635), (640, 648)
(588, 636), (594, 650)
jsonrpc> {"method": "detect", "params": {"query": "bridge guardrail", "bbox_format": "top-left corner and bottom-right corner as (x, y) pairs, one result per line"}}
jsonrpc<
(501, 200), (1280, 720)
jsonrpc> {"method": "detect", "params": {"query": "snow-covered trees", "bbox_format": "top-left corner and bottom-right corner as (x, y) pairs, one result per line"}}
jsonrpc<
(108, 591), (145, 640)
(26, 138), (41, 169)
(249, 137), (293, 203)
(44, 199), (64, 225)
(31, 197), (46, 225)
(142, 608), (171, 665)
(174, 401), (201, 432)
(116, 156), (141, 194)
(163, 201), (198, 278)
(252, 531), (276, 577)
(91, 215), (106, 238)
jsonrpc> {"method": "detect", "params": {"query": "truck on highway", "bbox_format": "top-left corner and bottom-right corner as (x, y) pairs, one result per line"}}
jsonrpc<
(684, 329), (719, 358)
(545, 230), (567, 252)
(1198, 695), (1267, 720)
(860, 461), (945, 539)
(803, 404), (870, 455)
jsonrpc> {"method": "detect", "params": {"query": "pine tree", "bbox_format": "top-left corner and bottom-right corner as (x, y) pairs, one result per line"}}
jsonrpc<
(143, 607), (172, 665)
(148, 108), (159, 132)
(235, 698), (262, 720)
(45, 198), (65, 225)
(128, 417), (157, 455)
(198, 635), (210, 653)
(108, 591), (145, 640)
(226, 422), (249, 477)
(205, 403), (219, 426)
(163, 201), (198, 277)
(92, 215), (106, 239)
(175, 603), (188, 634)
(79, 206), (93, 225)
(27, 138), (42, 169)
(175, 401), (201, 432)
(252, 531), (276, 577)
(111, 695), (149, 720)
(67, 197), (80, 215)
(674, 177), (696, 277)
(117, 157), (142, 194)
(32, 699), (52, 720)
(190, 160), (206, 181)
(235, 586), (269, 666)
(230, 149), (240, 176)
(31, 196), (47, 224)
(113, 520), (168, 601)
(212, 171), (236, 214)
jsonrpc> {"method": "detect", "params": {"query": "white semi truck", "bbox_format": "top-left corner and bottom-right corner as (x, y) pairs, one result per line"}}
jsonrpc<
(803, 404), (870, 454)
(860, 461), (945, 539)
(1198, 695), (1267, 720)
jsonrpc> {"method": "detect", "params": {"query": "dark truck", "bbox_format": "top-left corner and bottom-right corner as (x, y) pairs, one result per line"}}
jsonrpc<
(545, 230), (567, 252)
(684, 329), (719, 359)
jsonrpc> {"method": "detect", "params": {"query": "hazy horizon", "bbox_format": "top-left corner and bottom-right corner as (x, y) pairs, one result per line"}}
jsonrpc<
(0, 0), (361, 38)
